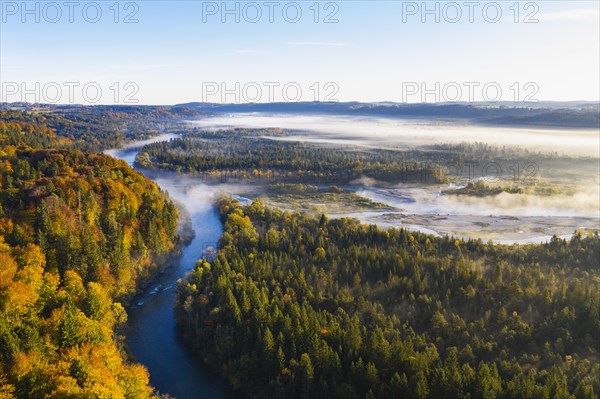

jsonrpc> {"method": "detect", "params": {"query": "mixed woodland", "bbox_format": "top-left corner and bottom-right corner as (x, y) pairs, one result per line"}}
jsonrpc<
(0, 110), (179, 398)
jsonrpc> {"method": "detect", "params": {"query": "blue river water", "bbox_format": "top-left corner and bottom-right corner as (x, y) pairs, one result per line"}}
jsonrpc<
(107, 140), (234, 399)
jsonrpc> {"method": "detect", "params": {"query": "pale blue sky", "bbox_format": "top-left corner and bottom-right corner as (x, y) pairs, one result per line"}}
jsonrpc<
(1, 1), (599, 104)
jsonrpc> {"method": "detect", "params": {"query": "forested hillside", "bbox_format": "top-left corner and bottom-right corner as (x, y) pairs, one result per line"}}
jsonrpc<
(0, 112), (178, 398)
(0, 106), (201, 152)
(176, 197), (599, 399)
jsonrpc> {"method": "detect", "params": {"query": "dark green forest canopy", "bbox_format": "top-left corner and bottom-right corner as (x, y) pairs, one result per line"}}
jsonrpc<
(135, 129), (449, 184)
(176, 196), (600, 399)
(136, 128), (596, 187)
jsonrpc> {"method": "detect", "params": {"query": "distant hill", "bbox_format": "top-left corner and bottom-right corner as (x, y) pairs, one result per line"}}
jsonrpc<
(2, 102), (597, 129)
(175, 101), (600, 129)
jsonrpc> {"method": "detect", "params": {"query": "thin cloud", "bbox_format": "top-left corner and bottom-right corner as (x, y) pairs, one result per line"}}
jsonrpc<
(537, 8), (599, 22)
(107, 64), (203, 70)
(204, 49), (265, 57)
(285, 41), (348, 47)
(230, 49), (263, 54)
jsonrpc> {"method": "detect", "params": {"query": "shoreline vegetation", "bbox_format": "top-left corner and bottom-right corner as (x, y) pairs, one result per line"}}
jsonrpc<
(126, 196), (195, 308)
(443, 181), (524, 197)
(172, 197), (196, 245)
(260, 184), (393, 214)
(442, 181), (577, 198)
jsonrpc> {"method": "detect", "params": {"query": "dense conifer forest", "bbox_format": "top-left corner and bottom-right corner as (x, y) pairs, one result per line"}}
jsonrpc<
(136, 129), (448, 184)
(176, 196), (599, 399)
(136, 129), (597, 188)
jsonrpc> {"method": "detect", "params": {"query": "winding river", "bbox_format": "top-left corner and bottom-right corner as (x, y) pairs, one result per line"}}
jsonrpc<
(107, 136), (234, 399)
(105, 117), (599, 397)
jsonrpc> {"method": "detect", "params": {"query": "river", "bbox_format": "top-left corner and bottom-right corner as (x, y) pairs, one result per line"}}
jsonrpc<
(106, 138), (235, 399)
(105, 117), (599, 397)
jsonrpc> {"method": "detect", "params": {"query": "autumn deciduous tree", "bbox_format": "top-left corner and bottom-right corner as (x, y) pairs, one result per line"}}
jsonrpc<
(0, 112), (179, 399)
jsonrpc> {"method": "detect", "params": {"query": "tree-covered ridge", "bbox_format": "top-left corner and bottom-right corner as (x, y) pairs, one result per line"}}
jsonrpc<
(0, 113), (70, 150)
(176, 197), (599, 399)
(136, 129), (447, 184)
(0, 106), (203, 152)
(0, 118), (178, 397)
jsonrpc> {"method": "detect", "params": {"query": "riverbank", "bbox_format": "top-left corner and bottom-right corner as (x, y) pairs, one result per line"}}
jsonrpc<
(126, 197), (194, 310)
(108, 139), (235, 398)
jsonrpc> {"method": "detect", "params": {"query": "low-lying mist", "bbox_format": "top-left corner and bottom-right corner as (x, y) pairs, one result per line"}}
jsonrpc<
(356, 184), (599, 218)
(188, 113), (600, 157)
(105, 115), (599, 244)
